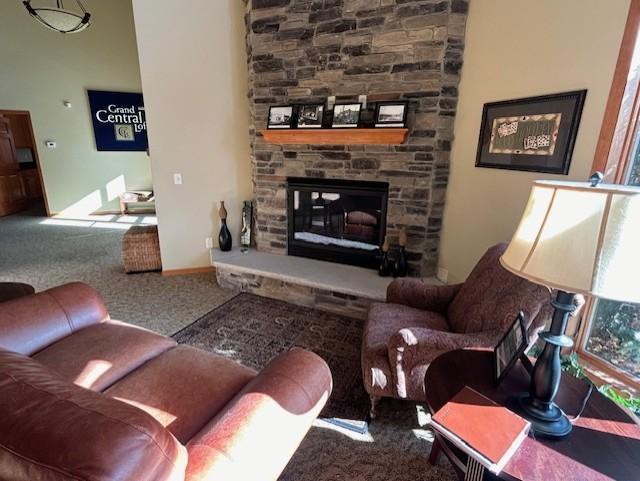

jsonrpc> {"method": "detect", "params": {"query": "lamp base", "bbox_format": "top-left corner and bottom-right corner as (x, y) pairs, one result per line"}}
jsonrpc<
(507, 392), (572, 439)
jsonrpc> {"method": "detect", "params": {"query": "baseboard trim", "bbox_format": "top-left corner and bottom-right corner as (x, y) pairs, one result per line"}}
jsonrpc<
(162, 266), (215, 277)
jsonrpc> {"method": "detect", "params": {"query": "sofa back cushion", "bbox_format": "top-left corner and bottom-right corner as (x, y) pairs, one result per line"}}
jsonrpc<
(0, 282), (108, 356)
(447, 244), (550, 335)
(0, 349), (187, 481)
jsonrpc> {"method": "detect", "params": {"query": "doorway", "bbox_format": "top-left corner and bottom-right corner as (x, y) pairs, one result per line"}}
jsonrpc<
(0, 110), (48, 217)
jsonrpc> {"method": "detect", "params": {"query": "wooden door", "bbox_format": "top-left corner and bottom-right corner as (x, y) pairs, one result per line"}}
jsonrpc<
(0, 116), (27, 216)
(7, 174), (25, 203)
(20, 169), (42, 200)
(0, 112), (47, 216)
(0, 116), (18, 175)
(0, 176), (26, 216)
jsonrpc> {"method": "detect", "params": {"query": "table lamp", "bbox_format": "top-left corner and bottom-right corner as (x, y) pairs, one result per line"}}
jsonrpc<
(500, 175), (640, 438)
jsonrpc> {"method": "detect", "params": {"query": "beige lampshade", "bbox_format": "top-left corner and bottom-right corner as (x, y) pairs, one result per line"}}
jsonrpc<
(501, 180), (640, 303)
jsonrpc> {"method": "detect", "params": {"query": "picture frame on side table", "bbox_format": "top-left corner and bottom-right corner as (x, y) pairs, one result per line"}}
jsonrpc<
(476, 90), (586, 174)
(494, 311), (529, 386)
(331, 103), (362, 128)
(297, 104), (324, 129)
(267, 105), (294, 129)
(375, 102), (408, 128)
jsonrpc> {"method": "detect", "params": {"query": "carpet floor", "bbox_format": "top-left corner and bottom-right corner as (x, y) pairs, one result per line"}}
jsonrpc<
(1, 207), (456, 480)
(174, 293), (457, 481)
(0, 206), (237, 335)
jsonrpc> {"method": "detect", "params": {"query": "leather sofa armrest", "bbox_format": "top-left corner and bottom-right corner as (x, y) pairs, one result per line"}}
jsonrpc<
(386, 279), (463, 313)
(0, 282), (109, 356)
(185, 347), (332, 481)
(388, 327), (502, 398)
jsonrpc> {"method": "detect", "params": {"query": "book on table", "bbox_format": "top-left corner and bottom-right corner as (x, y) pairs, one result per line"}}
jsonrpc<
(430, 386), (530, 474)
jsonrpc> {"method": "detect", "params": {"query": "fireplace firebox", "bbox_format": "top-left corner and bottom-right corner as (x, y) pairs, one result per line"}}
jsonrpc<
(287, 177), (389, 269)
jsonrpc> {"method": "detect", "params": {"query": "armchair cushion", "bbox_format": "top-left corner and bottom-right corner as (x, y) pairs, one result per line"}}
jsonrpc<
(365, 302), (450, 353)
(447, 244), (550, 335)
(388, 328), (502, 400)
(387, 278), (462, 314)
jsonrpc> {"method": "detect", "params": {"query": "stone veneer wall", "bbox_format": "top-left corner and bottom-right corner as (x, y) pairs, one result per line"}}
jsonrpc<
(217, 267), (374, 319)
(246, 0), (468, 276)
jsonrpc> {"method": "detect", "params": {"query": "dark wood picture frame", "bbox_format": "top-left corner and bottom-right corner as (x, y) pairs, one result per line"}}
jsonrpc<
(331, 103), (362, 129)
(494, 311), (529, 386)
(296, 104), (325, 129)
(374, 101), (408, 128)
(267, 105), (295, 130)
(476, 90), (587, 174)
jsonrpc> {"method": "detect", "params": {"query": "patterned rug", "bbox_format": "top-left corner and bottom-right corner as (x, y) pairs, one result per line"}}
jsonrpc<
(174, 293), (457, 481)
(173, 293), (368, 419)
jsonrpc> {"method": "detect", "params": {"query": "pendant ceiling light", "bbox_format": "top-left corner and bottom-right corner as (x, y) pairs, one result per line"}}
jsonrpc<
(23, 0), (91, 34)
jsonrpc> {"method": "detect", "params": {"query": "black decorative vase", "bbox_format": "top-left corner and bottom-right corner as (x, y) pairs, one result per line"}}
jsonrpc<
(219, 219), (232, 251)
(379, 251), (391, 277)
(394, 246), (408, 277)
(218, 201), (232, 252)
(394, 228), (409, 277)
(379, 236), (392, 277)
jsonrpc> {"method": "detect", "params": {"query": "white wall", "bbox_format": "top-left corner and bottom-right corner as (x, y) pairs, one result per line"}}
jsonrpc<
(0, 0), (151, 215)
(132, 0), (251, 271)
(439, 0), (630, 283)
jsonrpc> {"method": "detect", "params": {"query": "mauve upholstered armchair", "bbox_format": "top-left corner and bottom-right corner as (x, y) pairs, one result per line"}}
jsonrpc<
(361, 243), (583, 417)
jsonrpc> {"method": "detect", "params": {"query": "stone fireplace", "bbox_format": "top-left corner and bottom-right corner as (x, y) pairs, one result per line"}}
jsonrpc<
(245, 0), (468, 276)
(287, 177), (389, 268)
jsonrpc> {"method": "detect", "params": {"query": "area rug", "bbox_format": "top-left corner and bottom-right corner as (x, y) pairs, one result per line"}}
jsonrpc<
(173, 293), (457, 481)
(173, 292), (369, 419)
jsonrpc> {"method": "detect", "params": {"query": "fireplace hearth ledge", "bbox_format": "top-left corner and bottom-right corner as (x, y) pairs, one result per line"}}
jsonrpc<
(211, 248), (441, 319)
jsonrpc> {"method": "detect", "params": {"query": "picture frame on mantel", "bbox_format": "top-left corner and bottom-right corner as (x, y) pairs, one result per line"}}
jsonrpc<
(374, 101), (408, 128)
(475, 90), (586, 174)
(297, 104), (324, 129)
(267, 105), (294, 129)
(331, 103), (362, 128)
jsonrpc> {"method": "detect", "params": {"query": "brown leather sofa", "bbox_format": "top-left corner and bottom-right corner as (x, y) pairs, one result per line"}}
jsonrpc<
(0, 282), (332, 481)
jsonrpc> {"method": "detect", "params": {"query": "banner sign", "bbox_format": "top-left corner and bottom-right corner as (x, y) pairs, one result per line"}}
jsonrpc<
(87, 90), (148, 151)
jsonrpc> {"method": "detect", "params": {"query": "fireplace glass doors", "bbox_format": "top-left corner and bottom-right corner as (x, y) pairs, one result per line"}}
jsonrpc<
(287, 177), (389, 268)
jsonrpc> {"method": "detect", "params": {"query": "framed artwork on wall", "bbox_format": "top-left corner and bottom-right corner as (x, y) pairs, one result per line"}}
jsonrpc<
(475, 90), (587, 174)
(87, 90), (148, 151)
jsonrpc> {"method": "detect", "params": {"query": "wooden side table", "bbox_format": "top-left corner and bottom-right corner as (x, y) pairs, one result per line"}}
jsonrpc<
(424, 349), (640, 481)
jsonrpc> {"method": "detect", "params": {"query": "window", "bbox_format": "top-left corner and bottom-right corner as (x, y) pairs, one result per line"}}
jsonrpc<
(578, 0), (640, 389)
(584, 150), (640, 380)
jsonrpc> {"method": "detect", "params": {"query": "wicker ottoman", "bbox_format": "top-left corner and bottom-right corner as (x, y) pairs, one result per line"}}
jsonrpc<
(121, 225), (162, 273)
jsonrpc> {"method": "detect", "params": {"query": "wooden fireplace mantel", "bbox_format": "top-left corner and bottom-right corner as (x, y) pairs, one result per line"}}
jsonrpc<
(260, 128), (409, 145)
